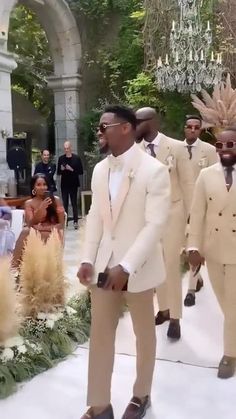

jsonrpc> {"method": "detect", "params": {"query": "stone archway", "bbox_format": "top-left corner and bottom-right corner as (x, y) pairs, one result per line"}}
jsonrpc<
(0, 0), (82, 176)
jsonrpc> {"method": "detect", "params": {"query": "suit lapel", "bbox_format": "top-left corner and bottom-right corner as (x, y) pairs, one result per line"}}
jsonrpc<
(156, 135), (171, 164)
(213, 163), (230, 211)
(99, 160), (112, 230)
(111, 145), (142, 229)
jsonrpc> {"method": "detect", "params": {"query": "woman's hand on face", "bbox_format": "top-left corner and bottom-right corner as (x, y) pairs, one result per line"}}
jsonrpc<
(40, 197), (52, 210)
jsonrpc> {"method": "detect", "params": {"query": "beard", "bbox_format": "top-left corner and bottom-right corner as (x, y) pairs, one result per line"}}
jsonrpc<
(99, 143), (110, 155)
(220, 154), (236, 167)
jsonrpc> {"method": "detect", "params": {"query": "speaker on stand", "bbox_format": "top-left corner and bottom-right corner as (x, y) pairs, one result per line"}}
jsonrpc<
(6, 137), (31, 195)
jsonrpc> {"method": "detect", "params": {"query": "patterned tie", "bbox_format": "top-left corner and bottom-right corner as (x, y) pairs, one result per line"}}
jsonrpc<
(225, 166), (234, 191)
(147, 143), (156, 158)
(187, 145), (193, 160)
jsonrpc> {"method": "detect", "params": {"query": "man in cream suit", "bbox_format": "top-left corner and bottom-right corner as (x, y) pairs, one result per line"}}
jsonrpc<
(78, 105), (170, 419)
(136, 107), (186, 340)
(188, 127), (236, 379)
(178, 115), (218, 307)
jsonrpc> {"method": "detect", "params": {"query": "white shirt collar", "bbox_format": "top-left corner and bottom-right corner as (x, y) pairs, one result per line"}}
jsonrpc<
(109, 143), (136, 165)
(144, 132), (162, 149)
(183, 138), (200, 147)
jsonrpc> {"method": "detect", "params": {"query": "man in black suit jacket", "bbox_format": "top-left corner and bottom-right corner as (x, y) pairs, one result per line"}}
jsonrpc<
(57, 141), (83, 229)
(34, 149), (57, 192)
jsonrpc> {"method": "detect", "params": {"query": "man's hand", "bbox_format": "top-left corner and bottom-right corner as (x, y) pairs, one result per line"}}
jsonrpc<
(77, 263), (93, 286)
(104, 265), (129, 291)
(60, 164), (65, 171)
(65, 164), (74, 171)
(188, 250), (204, 268)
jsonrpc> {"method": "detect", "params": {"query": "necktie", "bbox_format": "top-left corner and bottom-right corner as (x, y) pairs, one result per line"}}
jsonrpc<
(108, 155), (124, 172)
(187, 145), (193, 160)
(225, 166), (234, 191)
(147, 143), (156, 158)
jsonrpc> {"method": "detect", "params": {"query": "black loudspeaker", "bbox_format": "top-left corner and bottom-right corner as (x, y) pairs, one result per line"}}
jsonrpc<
(6, 138), (28, 170)
(6, 137), (32, 195)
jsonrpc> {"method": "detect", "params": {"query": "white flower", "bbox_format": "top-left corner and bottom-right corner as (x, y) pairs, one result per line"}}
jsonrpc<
(45, 319), (55, 329)
(4, 335), (24, 348)
(1, 348), (14, 362)
(37, 312), (47, 321)
(17, 345), (27, 354)
(46, 312), (63, 322)
(128, 169), (135, 180)
(66, 306), (77, 316)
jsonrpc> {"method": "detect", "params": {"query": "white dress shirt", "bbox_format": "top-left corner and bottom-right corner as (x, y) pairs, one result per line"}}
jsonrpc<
(143, 132), (162, 156)
(108, 144), (136, 204)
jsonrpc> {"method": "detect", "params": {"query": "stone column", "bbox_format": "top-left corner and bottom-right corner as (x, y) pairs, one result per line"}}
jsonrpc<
(0, 48), (17, 194)
(47, 74), (82, 158)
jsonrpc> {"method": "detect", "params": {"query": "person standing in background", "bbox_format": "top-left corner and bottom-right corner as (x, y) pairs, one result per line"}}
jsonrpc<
(178, 116), (218, 307)
(57, 141), (83, 230)
(34, 149), (57, 192)
(136, 107), (185, 341)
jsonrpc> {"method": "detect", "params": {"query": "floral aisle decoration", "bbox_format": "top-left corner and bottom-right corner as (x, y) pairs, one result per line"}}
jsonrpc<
(0, 230), (91, 399)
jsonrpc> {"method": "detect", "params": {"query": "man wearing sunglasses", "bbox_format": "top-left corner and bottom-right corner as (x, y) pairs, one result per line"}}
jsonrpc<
(77, 105), (170, 419)
(178, 116), (218, 307)
(187, 127), (236, 379)
(136, 107), (186, 341)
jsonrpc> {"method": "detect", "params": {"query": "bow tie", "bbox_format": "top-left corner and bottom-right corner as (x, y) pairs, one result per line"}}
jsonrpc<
(108, 155), (124, 172)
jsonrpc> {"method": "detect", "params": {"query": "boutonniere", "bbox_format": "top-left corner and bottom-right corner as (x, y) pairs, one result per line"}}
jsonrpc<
(128, 169), (135, 180)
(165, 155), (175, 170)
(198, 157), (207, 167)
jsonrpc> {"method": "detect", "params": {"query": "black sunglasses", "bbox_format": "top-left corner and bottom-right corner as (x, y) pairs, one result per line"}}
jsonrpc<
(215, 141), (236, 150)
(96, 122), (124, 133)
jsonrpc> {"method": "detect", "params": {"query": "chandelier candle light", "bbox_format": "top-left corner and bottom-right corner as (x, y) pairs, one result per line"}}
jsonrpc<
(155, 0), (224, 93)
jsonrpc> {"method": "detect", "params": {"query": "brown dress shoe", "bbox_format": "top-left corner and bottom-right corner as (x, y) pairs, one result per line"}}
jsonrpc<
(167, 320), (181, 340)
(80, 405), (114, 419)
(155, 309), (170, 325)
(218, 356), (236, 379)
(122, 396), (151, 419)
(195, 277), (204, 292)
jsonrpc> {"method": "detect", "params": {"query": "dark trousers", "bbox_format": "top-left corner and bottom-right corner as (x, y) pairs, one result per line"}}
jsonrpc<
(61, 186), (78, 223)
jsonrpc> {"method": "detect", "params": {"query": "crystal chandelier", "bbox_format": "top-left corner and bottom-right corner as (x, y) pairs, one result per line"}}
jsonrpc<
(155, 0), (224, 93)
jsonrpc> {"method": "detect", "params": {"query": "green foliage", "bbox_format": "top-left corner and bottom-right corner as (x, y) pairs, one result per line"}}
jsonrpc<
(0, 292), (91, 399)
(9, 5), (53, 117)
(125, 72), (163, 109)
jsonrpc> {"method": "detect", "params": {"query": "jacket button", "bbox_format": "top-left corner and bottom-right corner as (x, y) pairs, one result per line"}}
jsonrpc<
(219, 213), (222, 216)
(111, 236), (115, 240)
(233, 214), (236, 217)
(215, 228), (219, 231)
(209, 197), (212, 201)
(233, 230), (236, 233)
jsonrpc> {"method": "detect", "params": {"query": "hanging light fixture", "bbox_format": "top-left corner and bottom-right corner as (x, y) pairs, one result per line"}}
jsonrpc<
(155, 0), (224, 93)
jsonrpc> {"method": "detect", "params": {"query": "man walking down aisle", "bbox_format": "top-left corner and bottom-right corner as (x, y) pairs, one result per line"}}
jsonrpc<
(178, 115), (218, 307)
(136, 107), (185, 341)
(78, 105), (170, 419)
(188, 127), (236, 379)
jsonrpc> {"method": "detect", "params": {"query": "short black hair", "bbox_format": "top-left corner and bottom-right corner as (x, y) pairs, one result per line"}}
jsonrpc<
(41, 149), (50, 154)
(104, 104), (137, 130)
(185, 115), (202, 126)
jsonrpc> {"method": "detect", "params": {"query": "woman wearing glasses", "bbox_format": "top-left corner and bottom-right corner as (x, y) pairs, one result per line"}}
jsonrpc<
(188, 127), (236, 379)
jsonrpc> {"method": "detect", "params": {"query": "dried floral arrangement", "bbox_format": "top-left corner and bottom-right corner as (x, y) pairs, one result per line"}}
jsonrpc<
(191, 74), (236, 130)
(0, 230), (91, 399)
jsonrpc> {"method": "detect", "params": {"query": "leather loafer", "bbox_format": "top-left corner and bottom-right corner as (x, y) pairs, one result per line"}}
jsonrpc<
(184, 293), (195, 307)
(80, 405), (114, 419)
(195, 277), (204, 292)
(167, 320), (181, 340)
(122, 396), (151, 419)
(155, 310), (170, 325)
(218, 356), (236, 379)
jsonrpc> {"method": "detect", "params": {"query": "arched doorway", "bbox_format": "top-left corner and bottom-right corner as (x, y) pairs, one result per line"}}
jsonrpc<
(0, 0), (82, 176)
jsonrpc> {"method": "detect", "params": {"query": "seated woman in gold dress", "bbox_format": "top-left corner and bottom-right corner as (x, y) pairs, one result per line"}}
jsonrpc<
(12, 173), (65, 268)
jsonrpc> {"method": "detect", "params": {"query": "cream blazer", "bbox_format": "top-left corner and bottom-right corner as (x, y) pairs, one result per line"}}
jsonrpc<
(82, 144), (171, 292)
(177, 139), (218, 215)
(140, 134), (184, 204)
(188, 162), (236, 264)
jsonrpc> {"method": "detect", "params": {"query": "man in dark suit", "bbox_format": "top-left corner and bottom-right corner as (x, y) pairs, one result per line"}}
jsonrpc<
(34, 149), (56, 192)
(57, 141), (83, 229)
